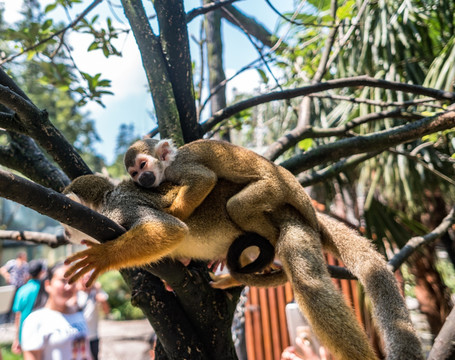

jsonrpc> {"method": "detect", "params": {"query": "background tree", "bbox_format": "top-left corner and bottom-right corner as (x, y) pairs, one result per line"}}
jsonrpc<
(0, 0), (455, 359)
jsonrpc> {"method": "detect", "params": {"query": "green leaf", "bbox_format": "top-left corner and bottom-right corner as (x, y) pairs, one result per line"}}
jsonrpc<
(337, 0), (355, 20)
(88, 42), (99, 51)
(298, 138), (313, 151)
(44, 3), (57, 13)
(256, 68), (268, 84)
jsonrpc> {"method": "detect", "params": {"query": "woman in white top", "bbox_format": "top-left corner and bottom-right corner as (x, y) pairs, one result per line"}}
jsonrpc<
(21, 262), (91, 360)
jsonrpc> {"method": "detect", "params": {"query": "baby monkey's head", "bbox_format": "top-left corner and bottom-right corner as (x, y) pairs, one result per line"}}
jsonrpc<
(124, 138), (177, 188)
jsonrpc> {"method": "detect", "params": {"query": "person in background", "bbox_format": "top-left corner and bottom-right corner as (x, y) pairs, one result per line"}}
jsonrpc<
(281, 331), (328, 360)
(76, 272), (110, 360)
(0, 251), (29, 288)
(21, 262), (91, 360)
(11, 260), (46, 354)
(0, 251), (29, 323)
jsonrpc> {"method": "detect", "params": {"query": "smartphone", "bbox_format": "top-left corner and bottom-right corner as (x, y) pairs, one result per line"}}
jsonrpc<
(285, 302), (320, 356)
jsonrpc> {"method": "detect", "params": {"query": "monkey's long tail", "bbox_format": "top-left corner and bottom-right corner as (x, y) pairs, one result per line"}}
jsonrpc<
(226, 232), (288, 287)
(276, 208), (377, 360)
(317, 213), (424, 360)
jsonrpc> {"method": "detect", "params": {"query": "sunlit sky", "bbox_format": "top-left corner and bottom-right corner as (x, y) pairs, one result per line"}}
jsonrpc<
(2, 0), (294, 163)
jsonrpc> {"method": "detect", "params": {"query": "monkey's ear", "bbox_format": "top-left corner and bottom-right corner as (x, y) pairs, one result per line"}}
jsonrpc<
(156, 139), (177, 163)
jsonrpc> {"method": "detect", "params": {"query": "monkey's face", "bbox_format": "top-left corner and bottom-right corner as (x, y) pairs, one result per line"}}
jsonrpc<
(125, 139), (177, 188)
(126, 153), (166, 188)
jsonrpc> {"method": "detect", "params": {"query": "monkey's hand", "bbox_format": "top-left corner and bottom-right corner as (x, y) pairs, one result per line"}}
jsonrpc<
(207, 258), (226, 272)
(165, 166), (217, 220)
(65, 219), (188, 287)
(64, 240), (105, 287)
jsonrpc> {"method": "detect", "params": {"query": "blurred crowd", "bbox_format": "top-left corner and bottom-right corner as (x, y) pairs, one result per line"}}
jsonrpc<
(0, 252), (109, 360)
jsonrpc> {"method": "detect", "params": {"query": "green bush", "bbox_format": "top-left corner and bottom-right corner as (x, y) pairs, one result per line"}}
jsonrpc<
(98, 271), (145, 320)
(0, 344), (22, 360)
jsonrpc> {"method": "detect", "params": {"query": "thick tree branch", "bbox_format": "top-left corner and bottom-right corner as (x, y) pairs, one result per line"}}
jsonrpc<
(220, 4), (277, 48)
(0, 133), (69, 191)
(0, 230), (68, 248)
(0, 169), (124, 242)
(264, 107), (420, 161)
(147, 260), (241, 359)
(121, 0), (184, 145)
(201, 75), (455, 134)
(0, 70), (92, 180)
(123, 267), (211, 359)
(154, 0), (199, 143)
(203, 0), (228, 133)
(280, 108), (455, 174)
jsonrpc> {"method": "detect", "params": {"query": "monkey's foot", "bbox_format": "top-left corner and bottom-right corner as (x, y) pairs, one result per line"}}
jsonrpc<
(210, 273), (243, 289)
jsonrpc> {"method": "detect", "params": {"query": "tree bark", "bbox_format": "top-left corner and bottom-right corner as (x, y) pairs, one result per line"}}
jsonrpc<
(121, 0), (184, 145)
(155, 0), (199, 142)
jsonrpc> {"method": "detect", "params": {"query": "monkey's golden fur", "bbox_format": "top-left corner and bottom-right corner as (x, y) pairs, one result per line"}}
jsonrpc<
(124, 138), (319, 239)
(63, 175), (423, 360)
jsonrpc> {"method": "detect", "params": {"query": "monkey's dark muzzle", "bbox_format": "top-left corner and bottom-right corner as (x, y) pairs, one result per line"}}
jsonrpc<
(138, 172), (156, 188)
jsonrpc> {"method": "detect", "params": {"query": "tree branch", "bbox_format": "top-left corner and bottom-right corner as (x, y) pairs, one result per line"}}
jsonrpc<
(186, 0), (240, 23)
(0, 230), (68, 248)
(0, 133), (70, 191)
(201, 75), (455, 134)
(220, 4), (277, 48)
(388, 148), (455, 186)
(329, 205), (455, 280)
(0, 69), (92, 180)
(427, 305), (455, 360)
(388, 206), (455, 272)
(309, 94), (441, 109)
(121, 0), (184, 145)
(0, 169), (124, 242)
(298, 152), (381, 187)
(154, 0), (199, 142)
(280, 108), (455, 174)
(264, 105), (420, 161)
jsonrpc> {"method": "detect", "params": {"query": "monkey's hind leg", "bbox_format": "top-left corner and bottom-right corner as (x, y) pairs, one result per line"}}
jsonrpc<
(276, 211), (377, 360)
(226, 180), (279, 244)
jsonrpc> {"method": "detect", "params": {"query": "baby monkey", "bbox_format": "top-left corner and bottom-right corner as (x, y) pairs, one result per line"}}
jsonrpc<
(124, 138), (319, 249)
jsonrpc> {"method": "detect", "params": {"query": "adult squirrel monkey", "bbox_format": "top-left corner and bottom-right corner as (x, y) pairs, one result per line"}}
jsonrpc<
(62, 176), (422, 360)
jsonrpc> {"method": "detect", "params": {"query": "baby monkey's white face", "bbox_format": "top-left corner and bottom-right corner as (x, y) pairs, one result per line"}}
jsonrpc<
(126, 139), (177, 188)
(127, 153), (166, 188)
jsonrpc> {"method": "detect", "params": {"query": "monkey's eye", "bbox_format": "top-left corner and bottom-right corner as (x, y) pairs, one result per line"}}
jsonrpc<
(140, 161), (146, 169)
(130, 171), (138, 178)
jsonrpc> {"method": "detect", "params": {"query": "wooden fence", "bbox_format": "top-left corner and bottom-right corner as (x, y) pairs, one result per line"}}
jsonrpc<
(244, 254), (368, 360)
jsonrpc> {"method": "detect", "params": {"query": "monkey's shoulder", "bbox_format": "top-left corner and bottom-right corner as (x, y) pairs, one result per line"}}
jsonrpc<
(110, 180), (177, 206)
